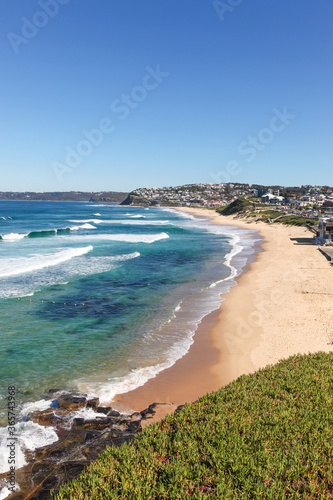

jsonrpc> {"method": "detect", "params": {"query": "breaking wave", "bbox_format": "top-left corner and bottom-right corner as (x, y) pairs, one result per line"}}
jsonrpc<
(0, 246), (93, 278)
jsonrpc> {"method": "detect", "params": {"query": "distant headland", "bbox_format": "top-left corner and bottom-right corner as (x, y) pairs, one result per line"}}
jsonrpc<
(0, 191), (128, 203)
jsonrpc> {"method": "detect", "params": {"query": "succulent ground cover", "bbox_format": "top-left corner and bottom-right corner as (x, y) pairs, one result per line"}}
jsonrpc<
(55, 352), (333, 499)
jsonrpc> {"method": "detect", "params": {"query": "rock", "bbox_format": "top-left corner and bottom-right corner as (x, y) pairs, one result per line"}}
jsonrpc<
(72, 417), (113, 430)
(129, 413), (142, 422)
(108, 409), (121, 417)
(48, 388), (61, 394)
(97, 406), (111, 414)
(140, 403), (178, 429)
(31, 461), (56, 484)
(87, 397), (99, 408)
(31, 460), (89, 499)
(72, 417), (85, 426)
(126, 420), (142, 432)
(140, 403), (158, 417)
(80, 431), (115, 461)
(31, 408), (62, 426)
(57, 394), (87, 410)
(117, 417), (132, 425)
(84, 430), (101, 442)
(11, 398), (176, 500)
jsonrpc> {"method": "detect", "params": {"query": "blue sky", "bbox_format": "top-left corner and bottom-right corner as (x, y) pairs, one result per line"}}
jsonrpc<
(1, 0), (332, 192)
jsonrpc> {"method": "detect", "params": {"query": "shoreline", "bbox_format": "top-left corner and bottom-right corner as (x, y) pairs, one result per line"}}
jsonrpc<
(115, 207), (333, 416)
(2, 206), (333, 498)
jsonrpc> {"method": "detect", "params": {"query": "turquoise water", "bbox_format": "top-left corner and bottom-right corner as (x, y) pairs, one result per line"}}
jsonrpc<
(0, 201), (260, 475)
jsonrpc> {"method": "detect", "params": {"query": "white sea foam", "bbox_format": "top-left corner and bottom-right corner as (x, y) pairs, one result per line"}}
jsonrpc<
(208, 234), (243, 287)
(16, 421), (58, 452)
(0, 251), (140, 299)
(20, 398), (54, 415)
(78, 223), (97, 229)
(1, 233), (27, 241)
(69, 233), (169, 244)
(0, 483), (19, 499)
(0, 424), (27, 473)
(93, 213), (101, 216)
(61, 406), (109, 429)
(160, 208), (195, 219)
(0, 246), (93, 278)
(0, 396), (112, 481)
(166, 301), (183, 324)
(69, 223), (96, 231)
(91, 329), (195, 404)
(62, 252), (140, 278)
(112, 251), (140, 261)
(103, 219), (171, 226)
(89, 204), (110, 207)
(69, 219), (102, 224)
(70, 218), (170, 226)
(94, 363), (174, 403)
(0, 417), (58, 474)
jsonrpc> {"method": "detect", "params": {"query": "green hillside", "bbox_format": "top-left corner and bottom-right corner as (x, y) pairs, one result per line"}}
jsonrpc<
(55, 352), (333, 499)
(217, 197), (254, 216)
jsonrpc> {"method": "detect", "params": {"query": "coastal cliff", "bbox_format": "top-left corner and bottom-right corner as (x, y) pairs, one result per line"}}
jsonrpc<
(120, 193), (149, 206)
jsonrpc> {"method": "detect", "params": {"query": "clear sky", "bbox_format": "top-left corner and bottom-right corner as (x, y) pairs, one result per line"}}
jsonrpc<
(1, 0), (332, 192)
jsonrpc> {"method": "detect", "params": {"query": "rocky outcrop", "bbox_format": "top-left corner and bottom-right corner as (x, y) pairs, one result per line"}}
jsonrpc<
(57, 394), (87, 410)
(120, 194), (149, 206)
(3, 392), (176, 500)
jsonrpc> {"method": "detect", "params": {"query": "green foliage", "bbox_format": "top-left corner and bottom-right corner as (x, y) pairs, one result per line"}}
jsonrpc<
(55, 352), (333, 499)
(280, 216), (318, 227)
(248, 197), (261, 202)
(217, 200), (318, 227)
(120, 194), (149, 206)
(217, 198), (253, 216)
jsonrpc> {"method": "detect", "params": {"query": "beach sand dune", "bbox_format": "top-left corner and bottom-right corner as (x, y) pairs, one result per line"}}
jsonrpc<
(115, 208), (333, 415)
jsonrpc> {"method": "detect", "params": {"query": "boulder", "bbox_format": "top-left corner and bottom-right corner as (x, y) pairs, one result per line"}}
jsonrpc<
(57, 394), (87, 410)
(87, 397), (100, 408)
(31, 408), (62, 426)
(140, 403), (158, 417)
(97, 406), (111, 414)
(126, 420), (142, 432)
(108, 409), (121, 417)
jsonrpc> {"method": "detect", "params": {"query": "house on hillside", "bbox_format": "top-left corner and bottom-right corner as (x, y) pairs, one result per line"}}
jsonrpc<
(261, 193), (284, 204)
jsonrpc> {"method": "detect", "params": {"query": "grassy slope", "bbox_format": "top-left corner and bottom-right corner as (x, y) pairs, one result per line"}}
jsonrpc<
(55, 352), (333, 499)
(217, 199), (318, 227)
(217, 197), (253, 216)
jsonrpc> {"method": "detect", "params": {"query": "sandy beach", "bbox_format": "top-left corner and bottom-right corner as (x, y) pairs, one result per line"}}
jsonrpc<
(115, 207), (333, 418)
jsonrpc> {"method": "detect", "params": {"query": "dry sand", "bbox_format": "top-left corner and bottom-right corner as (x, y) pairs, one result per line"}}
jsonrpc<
(115, 207), (333, 417)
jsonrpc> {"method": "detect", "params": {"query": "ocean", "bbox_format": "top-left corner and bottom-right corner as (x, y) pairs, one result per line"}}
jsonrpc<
(0, 201), (261, 481)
